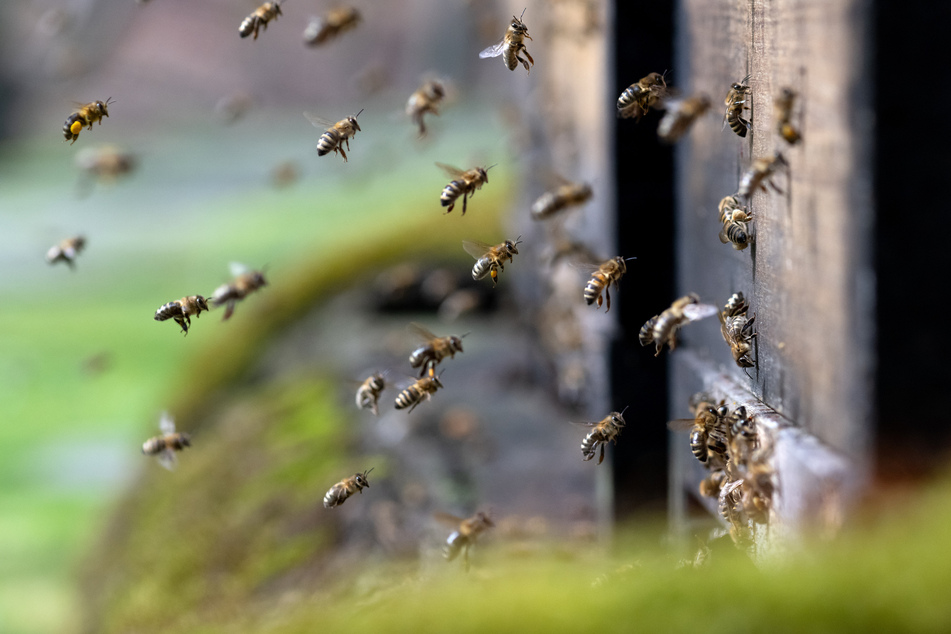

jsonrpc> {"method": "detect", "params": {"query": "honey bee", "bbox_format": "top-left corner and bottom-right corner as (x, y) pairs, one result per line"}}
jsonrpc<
(63, 98), (114, 145)
(582, 256), (634, 312)
(437, 163), (492, 215)
(406, 78), (446, 137)
(239, 1), (283, 40)
(323, 468), (373, 508)
(479, 9), (534, 73)
(578, 409), (626, 465)
(302, 6), (360, 46)
(657, 94), (711, 143)
(718, 195), (753, 250)
(435, 511), (495, 572)
(407, 322), (465, 377)
(46, 236), (86, 269)
(719, 292), (756, 368)
(394, 374), (444, 413)
(142, 412), (191, 471)
(775, 87), (801, 145)
(698, 468), (727, 498)
(738, 152), (786, 200)
(668, 396), (727, 466)
(727, 406), (757, 467)
(154, 295), (210, 335)
(723, 75), (751, 137)
(304, 109), (363, 162)
(616, 71), (668, 121)
(530, 179), (593, 220)
(75, 145), (136, 185)
(742, 449), (775, 524)
(356, 372), (387, 416)
(639, 294), (718, 356)
(718, 479), (752, 545)
(463, 236), (522, 286)
(210, 263), (267, 321)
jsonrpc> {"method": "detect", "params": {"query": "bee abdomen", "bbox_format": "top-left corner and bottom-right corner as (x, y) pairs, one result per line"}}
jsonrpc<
(728, 111), (750, 137)
(440, 180), (464, 207)
(63, 113), (83, 142)
(617, 86), (636, 110)
(444, 531), (465, 560)
(531, 192), (563, 219)
(471, 257), (492, 281)
(239, 15), (256, 37)
(638, 317), (657, 347)
(689, 427), (708, 463)
(394, 386), (421, 410)
(502, 46), (518, 71)
(583, 273), (607, 305)
(316, 129), (340, 156)
(142, 437), (166, 455)
(722, 223), (750, 249)
(154, 302), (181, 321)
(323, 485), (347, 508)
(580, 430), (601, 461)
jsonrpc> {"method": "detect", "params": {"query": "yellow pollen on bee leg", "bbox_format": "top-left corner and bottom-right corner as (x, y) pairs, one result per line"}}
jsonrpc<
(70, 121), (83, 135)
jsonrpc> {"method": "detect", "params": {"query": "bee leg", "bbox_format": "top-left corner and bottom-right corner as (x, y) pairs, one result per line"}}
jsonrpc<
(490, 268), (498, 285)
(446, 201), (455, 213)
(463, 545), (471, 573)
(222, 301), (235, 321)
(604, 287), (612, 313)
(338, 145), (348, 162)
(767, 178), (784, 194)
(598, 443), (605, 465)
(461, 193), (468, 216)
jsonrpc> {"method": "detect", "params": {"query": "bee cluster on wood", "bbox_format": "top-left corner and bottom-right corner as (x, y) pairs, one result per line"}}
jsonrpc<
(51, 1), (808, 567)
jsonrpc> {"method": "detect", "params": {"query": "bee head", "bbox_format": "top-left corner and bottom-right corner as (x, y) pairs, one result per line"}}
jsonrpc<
(505, 235), (522, 255)
(99, 97), (115, 116)
(432, 372), (445, 389)
(349, 108), (364, 131)
(369, 373), (386, 390)
(356, 467), (374, 488)
(180, 432), (192, 447)
(195, 295), (210, 312)
(251, 271), (268, 288)
(475, 511), (494, 527)
(613, 406), (628, 426)
(449, 335), (464, 354)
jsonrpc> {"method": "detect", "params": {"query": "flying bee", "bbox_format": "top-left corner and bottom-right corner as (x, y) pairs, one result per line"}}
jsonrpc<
(356, 372), (387, 416)
(407, 322), (465, 377)
(323, 468), (373, 508)
(738, 151), (787, 200)
(154, 295), (210, 335)
(304, 109), (363, 162)
(437, 162), (492, 215)
(142, 412), (191, 471)
(616, 71), (668, 121)
(406, 78), (446, 137)
(63, 98), (114, 145)
(239, 1), (283, 40)
(394, 374), (444, 413)
(720, 292), (756, 368)
(479, 9), (534, 73)
(657, 94), (711, 143)
(46, 236), (86, 269)
(463, 236), (521, 286)
(75, 145), (136, 185)
(718, 195), (753, 250)
(775, 87), (801, 145)
(668, 398), (727, 466)
(578, 409), (627, 465)
(209, 262), (268, 321)
(582, 256), (634, 312)
(640, 294), (718, 356)
(302, 6), (360, 46)
(530, 179), (593, 220)
(723, 75), (751, 137)
(435, 511), (494, 572)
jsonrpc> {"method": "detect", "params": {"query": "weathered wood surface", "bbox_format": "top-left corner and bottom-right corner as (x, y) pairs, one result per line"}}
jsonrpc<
(668, 0), (874, 538)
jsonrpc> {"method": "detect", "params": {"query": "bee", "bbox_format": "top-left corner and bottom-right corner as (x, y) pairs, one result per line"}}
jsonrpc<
(530, 179), (593, 220)
(435, 511), (494, 572)
(407, 323), (465, 377)
(356, 372), (387, 416)
(323, 468), (373, 508)
(616, 71), (668, 121)
(668, 397), (727, 466)
(718, 195), (753, 250)
(154, 295), (210, 335)
(657, 94), (711, 143)
(210, 263), (268, 321)
(46, 236), (86, 269)
(75, 145), (136, 184)
(578, 409), (627, 465)
(239, 1), (283, 40)
(738, 152), (786, 200)
(463, 236), (522, 286)
(723, 75), (751, 137)
(394, 375), (444, 413)
(742, 450), (775, 524)
(720, 292), (756, 368)
(406, 78), (446, 137)
(718, 479), (752, 545)
(304, 109), (363, 162)
(699, 468), (727, 498)
(479, 9), (534, 73)
(303, 6), (361, 46)
(437, 162), (492, 215)
(727, 406), (757, 468)
(775, 87), (801, 145)
(63, 98), (114, 145)
(582, 256), (634, 312)
(142, 412), (191, 471)
(639, 294), (718, 356)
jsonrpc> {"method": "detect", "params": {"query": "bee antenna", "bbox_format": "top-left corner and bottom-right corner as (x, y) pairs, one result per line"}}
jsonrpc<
(485, 163), (498, 172)
(514, 234), (523, 245)
(354, 108), (365, 118)
(519, 7), (526, 20)
(624, 256), (638, 262)
(364, 467), (374, 476)
(619, 405), (629, 417)
(460, 331), (470, 338)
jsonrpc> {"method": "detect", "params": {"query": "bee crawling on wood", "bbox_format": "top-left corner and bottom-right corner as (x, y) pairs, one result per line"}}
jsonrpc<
(668, 394), (729, 467)
(718, 195), (753, 251)
(723, 75), (752, 137)
(719, 291), (756, 369)
(63, 98), (114, 145)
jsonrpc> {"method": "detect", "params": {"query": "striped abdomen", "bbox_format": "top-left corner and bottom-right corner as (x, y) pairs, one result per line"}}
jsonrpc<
(316, 128), (341, 156)
(707, 425), (729, 457)
(142, 433), (190, 455)
(583, 271), (608, 305)
(719, 222), (750, 249)
(638, 316), (657, 347)
(726, 103), (750, 137)
(408, 345), (435, 371)
(323, 483), (351, 508)
(395, 384), (422, 410)
(154, 301), (183, 321)
(723, 292), (748, 317)
(63, 113), (84, 142)
(580, 429), (603, 461)
(617, 85), (637, 110)
(444, 531), (467, 561)
(471, 256), (493, 281)
(440, 179), (465, 208)
(689, 426), (708, 464)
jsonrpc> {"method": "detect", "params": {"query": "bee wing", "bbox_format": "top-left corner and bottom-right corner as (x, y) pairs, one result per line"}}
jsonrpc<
(570, 420), (600, 428)
(568, 260), (607, 275)
(157, 448), (178, 471)
(408, 322), (439, 342)
(682, 303), (720, 323)
(303, 111), (336, 129)
(433, 511), (466, 527)
(478, 39), (507, 59)
(435, 162), (466, 178)
(462, 240), (493, 260)
(159, 411), (176, 435)
(228, 261), (251, 277)
(667, 418), (697, 432)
